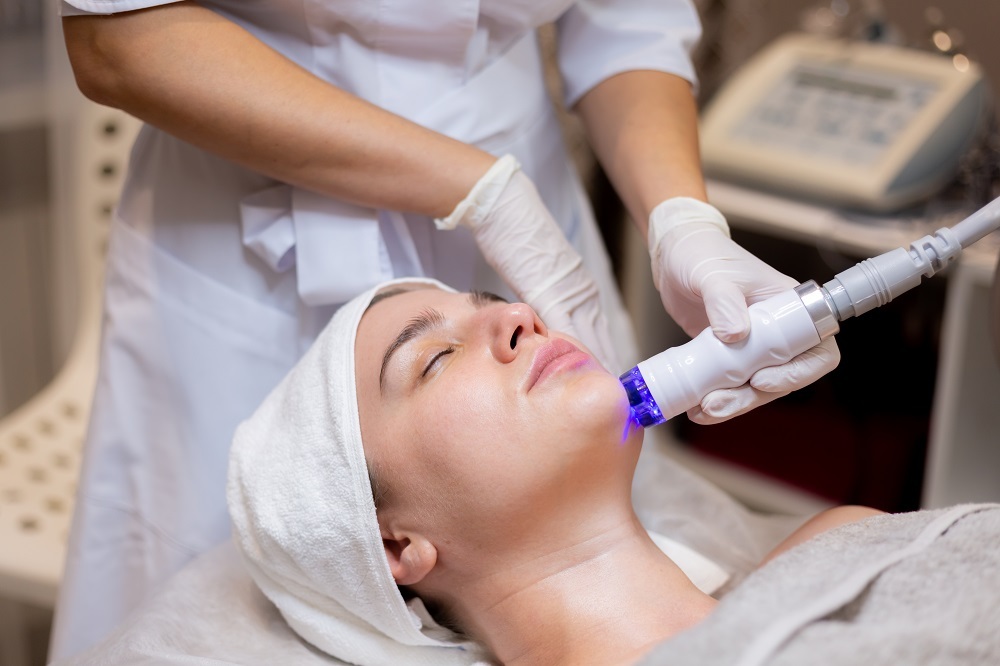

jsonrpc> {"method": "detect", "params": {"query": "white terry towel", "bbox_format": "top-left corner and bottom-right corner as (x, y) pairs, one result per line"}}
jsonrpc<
(228, 277), (491, 666)
(227, 277), (729, 666)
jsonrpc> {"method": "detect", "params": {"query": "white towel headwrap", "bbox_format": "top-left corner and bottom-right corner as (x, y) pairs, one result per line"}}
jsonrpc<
(227, 277), (492, 666)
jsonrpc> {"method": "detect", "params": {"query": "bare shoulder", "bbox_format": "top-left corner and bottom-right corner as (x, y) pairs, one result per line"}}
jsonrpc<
(760, 505), (886, 566)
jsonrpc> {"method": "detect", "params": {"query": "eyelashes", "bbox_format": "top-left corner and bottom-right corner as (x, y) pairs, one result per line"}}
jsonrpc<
(413, 293), (504, 381)
(420, 346), (456, 378)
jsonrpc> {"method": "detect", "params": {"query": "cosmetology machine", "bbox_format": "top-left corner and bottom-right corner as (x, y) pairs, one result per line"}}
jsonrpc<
(698, 33), (987, 212)
(622, 195), (1000, 427)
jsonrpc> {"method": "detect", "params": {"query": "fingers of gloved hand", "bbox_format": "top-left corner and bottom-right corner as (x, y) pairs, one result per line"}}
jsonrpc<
(532, 280), (621, 372)
(649, 225), (715, 338)
(697, 278), (753, 343)
(651, 218), (797, 341)
(686, 384), (788, 425)
(657, 220), (793, 297)
(749, 337), (841, 393)
(689, 250), (795, 337)
(446, 161), (622, 372)
(588, 311), (620, 372)
(688, 336), (841, 424)
(541, 306), (620, 373)
(655, 289), (710, 339)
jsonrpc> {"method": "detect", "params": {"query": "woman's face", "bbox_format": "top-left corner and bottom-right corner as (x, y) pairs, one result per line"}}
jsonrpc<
(355, 286), (641, 553)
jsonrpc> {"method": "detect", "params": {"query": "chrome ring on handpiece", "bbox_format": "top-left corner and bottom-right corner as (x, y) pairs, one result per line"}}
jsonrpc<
(794, 280), (840, 340)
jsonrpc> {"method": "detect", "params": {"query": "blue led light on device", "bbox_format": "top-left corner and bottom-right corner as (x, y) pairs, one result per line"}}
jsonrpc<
(619, 366), (666, 428)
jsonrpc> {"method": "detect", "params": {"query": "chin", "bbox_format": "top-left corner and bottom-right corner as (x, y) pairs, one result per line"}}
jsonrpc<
(558, 371), (634, 440)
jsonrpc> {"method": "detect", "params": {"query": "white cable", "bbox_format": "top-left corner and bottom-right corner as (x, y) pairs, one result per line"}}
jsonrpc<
(823, 194), (1000, 320)
(950, 194), (1000, 248)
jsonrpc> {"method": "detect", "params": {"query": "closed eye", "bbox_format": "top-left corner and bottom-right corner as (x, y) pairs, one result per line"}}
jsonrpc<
(421, 346), (455, 377)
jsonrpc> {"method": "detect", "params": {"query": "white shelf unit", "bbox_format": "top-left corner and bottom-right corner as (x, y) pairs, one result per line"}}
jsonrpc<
(924, 251), (1000, 507)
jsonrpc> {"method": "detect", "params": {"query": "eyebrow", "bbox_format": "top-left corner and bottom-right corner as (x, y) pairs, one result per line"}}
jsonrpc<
(378, 291), (507, 391)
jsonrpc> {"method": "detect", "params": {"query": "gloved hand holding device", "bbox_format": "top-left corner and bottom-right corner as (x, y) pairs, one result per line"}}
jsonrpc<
(647, 197), (840, 424)
(435, 155), (620, 373)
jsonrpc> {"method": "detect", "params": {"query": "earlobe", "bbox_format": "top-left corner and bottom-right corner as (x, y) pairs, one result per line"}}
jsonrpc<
(382, 532), (437, 586)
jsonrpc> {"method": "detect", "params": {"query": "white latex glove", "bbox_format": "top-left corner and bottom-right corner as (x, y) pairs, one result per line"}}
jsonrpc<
(649, 197), (840, 424)
(435, 155), (620, 372)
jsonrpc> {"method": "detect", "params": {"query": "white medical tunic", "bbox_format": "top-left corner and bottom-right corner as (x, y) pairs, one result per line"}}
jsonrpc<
(53, 0), (701, 658)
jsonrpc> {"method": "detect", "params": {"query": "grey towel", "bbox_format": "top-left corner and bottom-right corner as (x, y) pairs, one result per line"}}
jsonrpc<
(641, 504), (1000, 665)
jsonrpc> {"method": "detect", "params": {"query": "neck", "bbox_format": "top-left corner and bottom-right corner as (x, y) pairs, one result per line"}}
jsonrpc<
(449, 511), (716, 666)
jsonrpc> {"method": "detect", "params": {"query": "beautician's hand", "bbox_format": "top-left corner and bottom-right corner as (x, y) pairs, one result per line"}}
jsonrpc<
(648, 197), (840, 424)
(436, 155), (620, 372)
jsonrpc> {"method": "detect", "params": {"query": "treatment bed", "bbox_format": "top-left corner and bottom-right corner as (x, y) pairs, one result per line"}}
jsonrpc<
(53, 443), (1000, 665)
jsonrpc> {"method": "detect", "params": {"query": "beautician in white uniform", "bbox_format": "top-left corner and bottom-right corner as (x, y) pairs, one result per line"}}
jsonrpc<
(53, 0), (839, 658)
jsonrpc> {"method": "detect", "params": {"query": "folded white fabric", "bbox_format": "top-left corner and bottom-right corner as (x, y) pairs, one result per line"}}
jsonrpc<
(647, 530), (729, 595)
(227, 277), (492, 666)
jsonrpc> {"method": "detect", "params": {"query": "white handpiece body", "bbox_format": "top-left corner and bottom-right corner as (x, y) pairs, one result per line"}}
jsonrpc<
(624, 194), (1000, 428)
(635, 289), (822, 422)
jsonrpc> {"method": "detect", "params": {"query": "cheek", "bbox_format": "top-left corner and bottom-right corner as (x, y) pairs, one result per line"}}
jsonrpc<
(417, 370), (523, 462)
(388, 372), (537, 508)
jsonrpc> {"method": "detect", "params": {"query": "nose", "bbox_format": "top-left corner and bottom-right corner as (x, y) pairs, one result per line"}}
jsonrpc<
(489, 302), (547, 363)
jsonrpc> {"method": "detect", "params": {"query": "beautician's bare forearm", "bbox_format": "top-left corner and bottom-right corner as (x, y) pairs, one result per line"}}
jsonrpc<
(575, 71), (707, 238)
(63, 2), (493, 218)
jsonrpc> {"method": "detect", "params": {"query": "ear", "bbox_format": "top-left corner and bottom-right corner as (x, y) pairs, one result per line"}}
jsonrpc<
(382, 529), (437, 586)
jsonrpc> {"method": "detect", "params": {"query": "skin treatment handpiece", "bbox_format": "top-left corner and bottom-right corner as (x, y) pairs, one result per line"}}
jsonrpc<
(621, 194), (1000, 427)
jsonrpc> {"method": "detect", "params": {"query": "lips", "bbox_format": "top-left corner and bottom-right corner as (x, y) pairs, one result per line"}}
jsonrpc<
(525, 338), (592, 391)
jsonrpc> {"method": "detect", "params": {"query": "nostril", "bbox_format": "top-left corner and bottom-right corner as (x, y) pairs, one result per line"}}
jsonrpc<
(510, 325), (522, 350)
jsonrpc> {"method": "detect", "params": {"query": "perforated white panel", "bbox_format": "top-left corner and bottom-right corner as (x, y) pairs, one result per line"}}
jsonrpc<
(0, 103), (139, 607)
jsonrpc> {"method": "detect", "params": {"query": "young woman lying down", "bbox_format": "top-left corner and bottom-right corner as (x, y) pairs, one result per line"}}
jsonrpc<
(226, 278), (890, 666)
(59, 277), (999, 665)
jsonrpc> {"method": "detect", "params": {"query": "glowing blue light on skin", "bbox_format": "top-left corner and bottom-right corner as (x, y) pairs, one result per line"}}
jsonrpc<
(619, 406), (643, 444)
(619, 366), (666, 429)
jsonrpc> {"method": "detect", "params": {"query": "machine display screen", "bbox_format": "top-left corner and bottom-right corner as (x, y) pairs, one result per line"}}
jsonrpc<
(793, 70), (898, 100)
(729, 61), (939, 165)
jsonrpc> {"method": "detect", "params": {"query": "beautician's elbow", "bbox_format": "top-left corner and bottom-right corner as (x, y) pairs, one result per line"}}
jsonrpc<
(63, 16), (132, 108)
